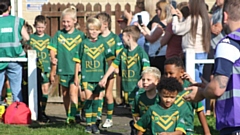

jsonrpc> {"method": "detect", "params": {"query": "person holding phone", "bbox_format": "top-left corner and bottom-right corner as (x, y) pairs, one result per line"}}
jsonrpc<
(124, 0), (150, 49)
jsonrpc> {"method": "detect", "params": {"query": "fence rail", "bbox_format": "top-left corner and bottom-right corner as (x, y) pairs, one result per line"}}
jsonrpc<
(0, 50), (38, 121)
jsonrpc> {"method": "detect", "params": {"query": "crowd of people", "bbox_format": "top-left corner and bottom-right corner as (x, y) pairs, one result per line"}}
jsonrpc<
(0, 0), (240, 134)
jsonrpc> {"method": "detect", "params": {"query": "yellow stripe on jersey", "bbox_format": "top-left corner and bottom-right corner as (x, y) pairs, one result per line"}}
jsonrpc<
(132, 113), (140, 117)
(195, 106), (204, 112)
(175, 91), (190, 107)
(30, 38), (50, 51)
(152, 111), (179, 131)
(107, 38), (115, 48)
(47, 46), (57, 52)
(116, 48), (123, 56)
(124, 53), (139, 69)
(58, 34), (82, 51)
(106, 56), (115, 61)
(176, 127), (186, 135)
(134, 123), (146, 132)
(111, 63), (119, 68)
(84, 44), (104, 59)
(73, 58), (80, 63)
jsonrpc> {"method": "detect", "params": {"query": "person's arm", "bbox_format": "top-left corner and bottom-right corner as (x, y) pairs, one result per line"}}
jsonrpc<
(160, 24), (174, 47)
(172, 16), (191, 36)
(134, 108), (152, 135)
(49, 50), (57, 84)
(21, 25), (30, 41)
(124, 10), (133, 26)
(140, 25), (163, 44)
(197, 111), (211, 135)
(184, 41), (240, 102)
(74, 63), (80, 86)
(132, 95), (140, 123)
(211, 22), (222, 35)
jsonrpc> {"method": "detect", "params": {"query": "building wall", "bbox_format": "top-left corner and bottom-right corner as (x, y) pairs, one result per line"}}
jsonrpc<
(21, 0), (215, 32)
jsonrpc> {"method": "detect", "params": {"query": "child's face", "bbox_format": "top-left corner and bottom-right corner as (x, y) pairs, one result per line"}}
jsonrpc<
(87, 26), (101, 39)
(118, 22), (127, 30)
(142, 73), (159, 91)
(34, 22), (46, 36)
(122, 32), (130, 47)
(99, 19), (108, 32)
(159, 89), (178, 109)
(164, 64), (184, 83)
(62, 14), (76, 32)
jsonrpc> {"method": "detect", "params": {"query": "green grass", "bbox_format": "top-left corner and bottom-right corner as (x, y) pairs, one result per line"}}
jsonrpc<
(0, 115), (218, 135)
(193, 114), (219, 135)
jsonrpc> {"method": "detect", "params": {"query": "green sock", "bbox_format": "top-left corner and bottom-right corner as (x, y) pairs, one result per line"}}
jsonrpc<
(84, 100), (93, 125)
(92, 100), (99, 124)
(1, 96), (5, 101)
(70, 102), (78, 117)
(6, 88), (12, 105)
(107, 103), (114, 119)
(41, 94), (48, 112)
(97, 98), (104, 117)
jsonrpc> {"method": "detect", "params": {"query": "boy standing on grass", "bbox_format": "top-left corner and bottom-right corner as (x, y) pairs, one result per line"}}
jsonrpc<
(29, 15), (51, 122)
(73, 17), (114, 134)
(131, 67), (161, 135)
(164, 57), (211, 135)
(134, 77), (186, 135)
(99, 25), (150, 108)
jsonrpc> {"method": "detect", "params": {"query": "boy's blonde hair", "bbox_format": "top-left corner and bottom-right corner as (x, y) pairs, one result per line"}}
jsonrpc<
(95, 12), (111, 30)
(61, 5), (77, 20)
(86, 17), (101, 30)
(122, 25), (140, 42)
(142, 67), (161, 80)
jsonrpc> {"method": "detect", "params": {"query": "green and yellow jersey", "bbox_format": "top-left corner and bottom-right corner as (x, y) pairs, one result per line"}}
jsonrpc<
(134, 103), (186, 135)
(29, 33), (51, 73)
(112, 45), (150, 92)
(100, 31), (123, 56)
(47, 29), (85, 75)
(73, 37), (115, 82)
(174, 80), (204, 134)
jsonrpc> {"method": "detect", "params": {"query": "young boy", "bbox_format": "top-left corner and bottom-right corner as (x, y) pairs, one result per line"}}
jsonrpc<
(99, 25), (150, 108)
(134, 77), (186, 135)
(95, 12), (123, 128)
(164, 57), (211, 135)
(29, 15), (51, 122)
(73, 17), (114, 134)
(131, 67), (161, 135)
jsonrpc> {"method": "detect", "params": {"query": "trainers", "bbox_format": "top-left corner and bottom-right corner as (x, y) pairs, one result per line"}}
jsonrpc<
(81, 110), (86, 122)
(92, 124), (100, 134)
(85, 125), (92, 133)
(75, 114), (81, 123)
(96, 116), (102, 127)
(66, 116), (75, 124)
(102, 119), (113, 128)
(41, 112), (50, 123)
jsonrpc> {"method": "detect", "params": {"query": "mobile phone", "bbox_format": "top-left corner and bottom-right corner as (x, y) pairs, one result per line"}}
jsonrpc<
(137, 15), (143, 26)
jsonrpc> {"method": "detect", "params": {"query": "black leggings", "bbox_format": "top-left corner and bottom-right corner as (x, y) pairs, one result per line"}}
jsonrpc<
(149, 56), (166, 75)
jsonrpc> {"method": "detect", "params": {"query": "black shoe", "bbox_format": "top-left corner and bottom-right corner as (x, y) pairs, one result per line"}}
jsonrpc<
(130, 120), (137, 135)
(116, 103), (125, 108)
(81, 110), (86, 122)
(75, 115), (81, 123)
(85, 125), (92, 133)
(92, 124), (100, 134)
(40, 112), (50, 123)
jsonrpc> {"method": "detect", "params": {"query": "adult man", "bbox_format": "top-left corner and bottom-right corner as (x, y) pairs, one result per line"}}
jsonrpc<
(184, 0), (240, 134)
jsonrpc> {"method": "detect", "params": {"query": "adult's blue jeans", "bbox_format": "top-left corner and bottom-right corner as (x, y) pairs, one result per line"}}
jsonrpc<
(0, 63), (23, 101)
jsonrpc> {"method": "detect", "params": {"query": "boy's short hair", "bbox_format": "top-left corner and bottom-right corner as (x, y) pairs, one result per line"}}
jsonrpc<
(122, 25), (140, 42)
(164, 57), (185, 69)
(34, 15), (46, 25)
(157, 77), (183, 93)
(142, 67), (161, 80)
(95, 12), (111, 30)
(223, 0), (240, 21)
(86, 17), (101, 30)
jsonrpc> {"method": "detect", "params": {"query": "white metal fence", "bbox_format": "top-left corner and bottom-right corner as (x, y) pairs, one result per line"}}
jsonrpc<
(0, 50), (38, 121)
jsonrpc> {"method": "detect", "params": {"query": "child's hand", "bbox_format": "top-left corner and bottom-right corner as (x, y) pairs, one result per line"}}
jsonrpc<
(99, 77), (107, 88)
(138, 79), (143, 88)
(49, 72), (55, 84)
(181, 72), (196, 84)
(114, 68), (119, 74)
(51, 58), (58, 65)
(158, 132), (170, 135)
(74, 77), (79, 87)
